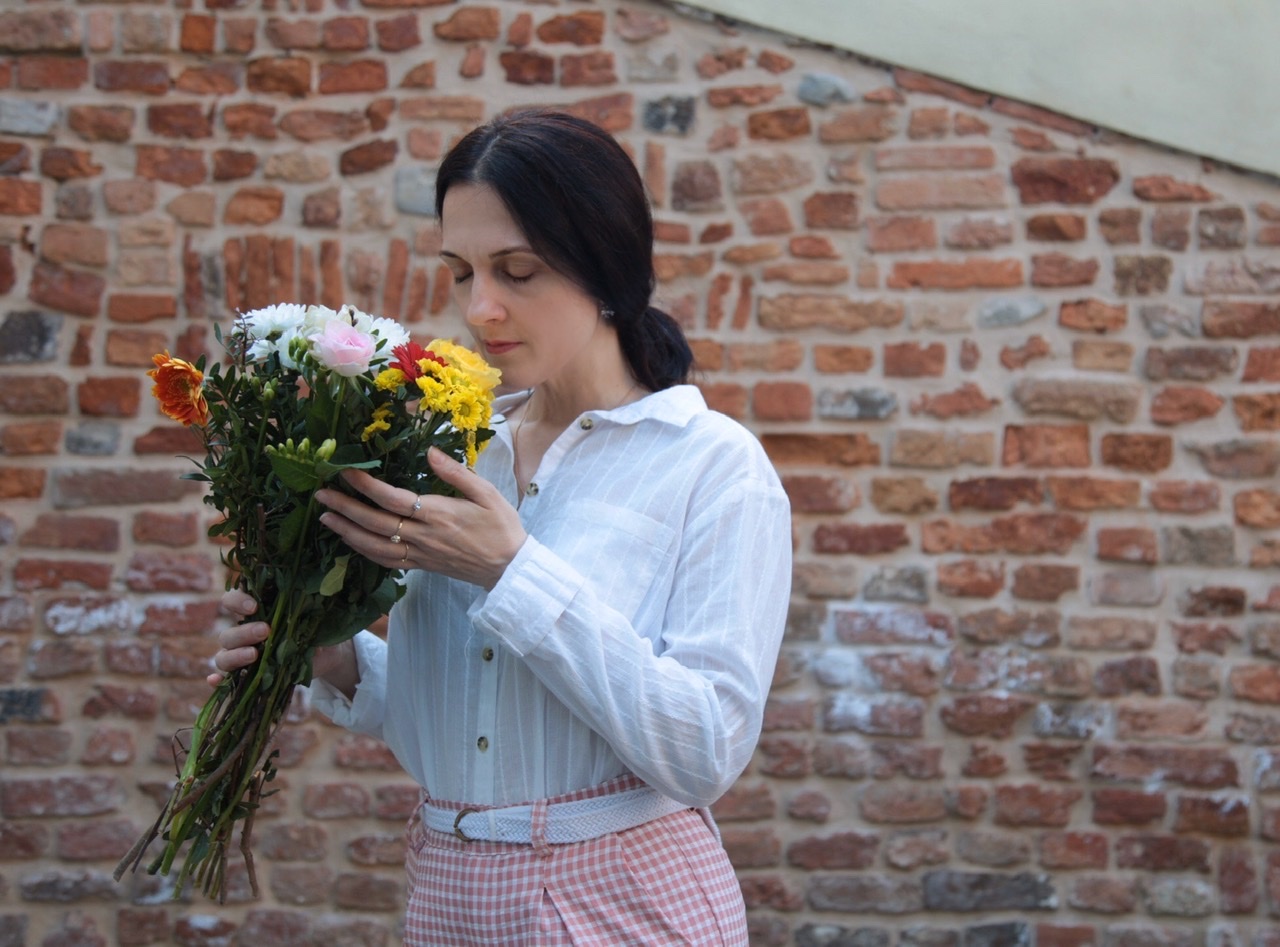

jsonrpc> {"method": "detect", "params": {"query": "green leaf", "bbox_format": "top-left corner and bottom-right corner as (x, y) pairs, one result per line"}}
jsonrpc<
(315, 457), (381, 482)
(278, 505), (309, 550)
(319, 555), (349, 596)
(267, 450), (321, 493)
(188, 831), (210, 865)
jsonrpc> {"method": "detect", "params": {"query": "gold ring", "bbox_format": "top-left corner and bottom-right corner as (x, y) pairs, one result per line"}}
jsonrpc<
(389, 518), (405, 544)
(400, 544), (409, 563)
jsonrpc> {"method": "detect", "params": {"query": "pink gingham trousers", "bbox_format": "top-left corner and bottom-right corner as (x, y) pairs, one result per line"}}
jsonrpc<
(403, 774), (749, 945)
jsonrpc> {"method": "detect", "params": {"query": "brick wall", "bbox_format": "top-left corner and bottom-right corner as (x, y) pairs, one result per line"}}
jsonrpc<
(2, 0), (1279, 944)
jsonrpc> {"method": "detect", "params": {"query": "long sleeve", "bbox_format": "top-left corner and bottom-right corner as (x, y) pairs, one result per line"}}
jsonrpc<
(307, 629), (390, 740)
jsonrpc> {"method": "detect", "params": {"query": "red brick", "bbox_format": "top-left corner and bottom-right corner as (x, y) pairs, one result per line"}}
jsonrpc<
(1032, 253), (1099, 287)
(1003, 424), (1091, 468)
(1100, 433), (1172, 472)
(1095, 527), (1158, 564)
(941, 695), (1033, 738)
(890, 257), (1022, 290)
(877, 175), (1005, 211)
(1011, 563), (1079, 602)
(135, 145), (206, 186)
(884, 341), (946, 377)
(0, 467), (47, 499)
(28, 261), (104, 317)
(813, 523), (909, 556)
(1220, 847), (1259, 914)
(0, 775), (121, 817)
(1012, 157), (1120, 205)
(1229, 665), (1280, 703)
(787, 831), (878, 870)
(0, 421), (60, 456)
(1039, 832), (1107, 869)
(1173, 794), (1250, 836)
(910, 383), (999, 419)
(94, 60), (169, 95)
(247, 57), (311, 96)
(859, 783), (946, 823)
(318, 60), (387, 94)
(1092, 745), (1238, 788)
(1133, 175), (1216, 202)
(1151, 385), (1225, 425)
(937, 559), (1005, 598)
(15, 558), (114, 591)
(1059, 298), (1126, 332)
(1115, 834), (1211, 872)
(18, 56), (88, 91)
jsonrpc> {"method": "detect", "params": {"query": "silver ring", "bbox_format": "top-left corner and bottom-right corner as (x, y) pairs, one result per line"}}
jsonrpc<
(411, 495), (422, 514)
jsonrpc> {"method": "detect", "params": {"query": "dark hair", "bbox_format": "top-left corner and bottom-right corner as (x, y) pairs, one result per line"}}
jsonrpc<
(434, 109), (692, 391)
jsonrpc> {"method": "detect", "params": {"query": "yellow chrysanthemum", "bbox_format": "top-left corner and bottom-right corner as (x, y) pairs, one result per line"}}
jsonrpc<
(449, 389), (484, 432)
(375, 368), (406, 392)
(428, 338), (502, 392)
(361, 405), (394, 442)
(415, 375), (450, 414)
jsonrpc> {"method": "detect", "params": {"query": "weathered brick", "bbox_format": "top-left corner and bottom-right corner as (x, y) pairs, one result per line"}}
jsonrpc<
(1091, 745), (1238, 788)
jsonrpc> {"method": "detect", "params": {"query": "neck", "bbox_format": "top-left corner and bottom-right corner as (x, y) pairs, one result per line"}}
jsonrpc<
(522, 377), (642, 427)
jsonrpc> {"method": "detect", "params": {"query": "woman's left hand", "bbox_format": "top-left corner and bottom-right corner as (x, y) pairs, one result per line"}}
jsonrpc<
(316, 447), (527, 590)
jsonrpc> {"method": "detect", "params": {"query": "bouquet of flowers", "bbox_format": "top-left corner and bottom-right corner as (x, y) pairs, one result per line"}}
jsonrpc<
(113, 303), (499, 902)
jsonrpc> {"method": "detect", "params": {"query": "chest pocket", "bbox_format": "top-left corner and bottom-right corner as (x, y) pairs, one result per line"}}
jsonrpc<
(535, 499), (677, 629)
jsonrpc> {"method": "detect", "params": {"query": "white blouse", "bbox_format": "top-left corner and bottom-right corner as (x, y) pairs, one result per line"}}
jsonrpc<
(310, 385), (792, 808)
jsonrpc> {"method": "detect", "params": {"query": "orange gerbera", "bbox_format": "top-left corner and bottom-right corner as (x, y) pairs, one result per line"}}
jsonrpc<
(148, 351), (209, 426)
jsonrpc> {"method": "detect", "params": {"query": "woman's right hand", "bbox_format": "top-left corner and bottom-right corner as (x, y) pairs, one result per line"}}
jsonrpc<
(209, 589), (353, 689)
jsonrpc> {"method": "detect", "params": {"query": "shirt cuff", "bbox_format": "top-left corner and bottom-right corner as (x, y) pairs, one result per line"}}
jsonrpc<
(470, 535), (585, 657)
(306, 630), (388, 738)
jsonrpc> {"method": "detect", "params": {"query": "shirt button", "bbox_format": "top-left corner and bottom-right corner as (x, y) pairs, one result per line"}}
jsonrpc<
(482, 646), (495, 662)
(526, 482), (539, 496)
(477, 736), (489, 751)
(579, 417), (594, 430)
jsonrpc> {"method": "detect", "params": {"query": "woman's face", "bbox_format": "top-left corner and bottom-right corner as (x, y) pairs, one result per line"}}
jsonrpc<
(440, 183), (610, 394)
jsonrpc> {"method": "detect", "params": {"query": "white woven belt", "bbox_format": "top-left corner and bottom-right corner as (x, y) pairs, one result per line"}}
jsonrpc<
(420, 785), (689, 845)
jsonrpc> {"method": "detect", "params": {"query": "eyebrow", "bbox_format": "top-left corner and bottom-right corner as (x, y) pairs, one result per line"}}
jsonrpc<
(439, 247), (534, 262)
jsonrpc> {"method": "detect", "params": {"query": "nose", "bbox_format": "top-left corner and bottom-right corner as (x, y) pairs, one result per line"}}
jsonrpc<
(463, 274), (504, 327)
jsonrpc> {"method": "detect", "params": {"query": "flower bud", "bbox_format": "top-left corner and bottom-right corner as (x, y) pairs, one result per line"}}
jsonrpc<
(316, 438), (336, 460)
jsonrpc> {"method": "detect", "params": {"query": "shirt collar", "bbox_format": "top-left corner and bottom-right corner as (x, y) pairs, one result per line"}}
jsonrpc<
(494, 384), (705, 430)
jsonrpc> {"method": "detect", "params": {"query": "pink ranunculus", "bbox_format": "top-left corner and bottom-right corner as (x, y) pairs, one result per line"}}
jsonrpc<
(310, 320), (376, 377)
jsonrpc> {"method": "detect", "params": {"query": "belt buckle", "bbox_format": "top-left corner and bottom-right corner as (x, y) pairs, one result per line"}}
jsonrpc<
(453, 807), (479, 842)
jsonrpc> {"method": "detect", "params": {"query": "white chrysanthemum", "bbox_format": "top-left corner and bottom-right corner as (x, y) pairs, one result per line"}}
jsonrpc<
(367, 317), (410, 363)
(239, 303), (308, 342)
(301, 304), (340, 336)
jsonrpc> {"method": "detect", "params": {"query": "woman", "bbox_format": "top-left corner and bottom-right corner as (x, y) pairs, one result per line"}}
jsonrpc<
(214, 109), (791, 945)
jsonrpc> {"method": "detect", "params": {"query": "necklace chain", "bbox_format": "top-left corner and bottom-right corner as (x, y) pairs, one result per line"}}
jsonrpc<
(513, 382), (640, 496)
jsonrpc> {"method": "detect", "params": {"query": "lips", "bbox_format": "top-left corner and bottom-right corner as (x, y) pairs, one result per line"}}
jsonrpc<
(483, 340), (519, 356)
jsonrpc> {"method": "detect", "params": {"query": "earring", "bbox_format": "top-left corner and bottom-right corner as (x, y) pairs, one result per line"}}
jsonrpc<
(599, 304), (615, 321)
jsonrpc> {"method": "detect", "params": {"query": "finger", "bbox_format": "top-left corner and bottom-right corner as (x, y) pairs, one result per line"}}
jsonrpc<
(221, 589), (258, 617)
(220, 620), (269, 651)
(428, 447), (494, 504)
(206, 671), (225, 688)
(213, 645), (263, 673)
(316, 485), (399, 538)
(334, 469), (416, 515)
(319, 510), (405, 567)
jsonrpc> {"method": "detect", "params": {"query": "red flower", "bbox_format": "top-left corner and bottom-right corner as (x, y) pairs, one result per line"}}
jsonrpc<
(391, 341), (446, 381)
